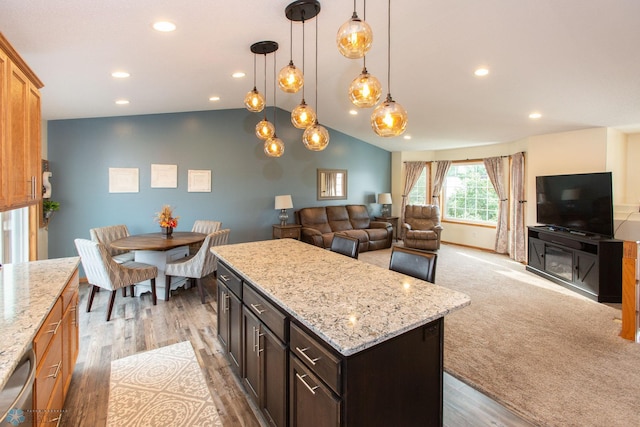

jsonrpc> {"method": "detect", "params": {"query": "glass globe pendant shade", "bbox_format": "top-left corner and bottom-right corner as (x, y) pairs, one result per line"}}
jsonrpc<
(336, 14), (373, 59)
(349, 68), (382, 108)
(302, 122), (330, 151)
(291, 100), (317, 129)
(278, 61), (304, 93)
(264, 136), (285, 157)
(255, 119), (275, 140)
(371, 94), (408, 137)
(244, 87), (265, 112)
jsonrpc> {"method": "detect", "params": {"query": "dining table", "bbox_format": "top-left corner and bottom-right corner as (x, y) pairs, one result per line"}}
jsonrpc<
(110, 231), (206, 300)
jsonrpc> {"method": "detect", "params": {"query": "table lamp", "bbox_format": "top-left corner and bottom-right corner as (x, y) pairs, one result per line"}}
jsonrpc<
(378, 193), (392, 217)
(275, 195), (293, 226)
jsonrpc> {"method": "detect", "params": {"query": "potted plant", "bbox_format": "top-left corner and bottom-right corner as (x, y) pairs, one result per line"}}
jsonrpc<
(43, 200), (60, 224)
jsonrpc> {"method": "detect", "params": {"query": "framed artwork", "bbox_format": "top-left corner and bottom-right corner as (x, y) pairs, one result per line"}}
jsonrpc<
(188, 170), (211, 192)
(109, 168), (139, 193)
(151, 164), (178, 188)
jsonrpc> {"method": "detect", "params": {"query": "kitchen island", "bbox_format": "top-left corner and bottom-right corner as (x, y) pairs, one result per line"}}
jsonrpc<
(0, 257), (80, 425)
(212, 239), (470, 426)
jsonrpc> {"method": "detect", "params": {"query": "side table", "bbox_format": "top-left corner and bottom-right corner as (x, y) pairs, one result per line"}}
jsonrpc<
(272, 224), (302, 240)
(375, 216), (399, 242)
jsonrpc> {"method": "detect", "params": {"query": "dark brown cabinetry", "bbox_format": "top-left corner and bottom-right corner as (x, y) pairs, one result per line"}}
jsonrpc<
(217, 264), (243, 375)
(217, 261), (446, 426)
(526, 226), (622, 302)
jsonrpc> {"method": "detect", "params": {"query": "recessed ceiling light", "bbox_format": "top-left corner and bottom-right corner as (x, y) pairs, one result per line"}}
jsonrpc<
(529, 112), (542, 119)
(474, 68), (489, 77)
(349, 109), (358, 115)
(209, 96), (220, 102)
(232, 72), (246, 78)
(153, 21), (176, 32)
(115, 99), (130, 105)
(403, 135), (412, 140)
(111, 71), (130, 79)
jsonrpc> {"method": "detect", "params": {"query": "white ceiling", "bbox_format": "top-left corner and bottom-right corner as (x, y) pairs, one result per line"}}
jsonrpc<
(2, 0), (640, 152)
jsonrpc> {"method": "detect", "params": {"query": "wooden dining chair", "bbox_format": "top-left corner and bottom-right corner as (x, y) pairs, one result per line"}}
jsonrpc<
(389, 246), (438, 283)
(330, 234), (360, 259)
(164, 229), (230, 303)
(74, 238), (158, 321)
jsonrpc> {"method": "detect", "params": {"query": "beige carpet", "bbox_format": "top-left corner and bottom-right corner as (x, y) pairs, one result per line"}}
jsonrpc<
(359, 243), (640, 427)
(107, 341), (221, 427)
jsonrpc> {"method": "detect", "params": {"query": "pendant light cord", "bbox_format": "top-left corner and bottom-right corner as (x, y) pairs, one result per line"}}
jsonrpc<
(363, 0), (367, 68)
(289, 20), (293, 62)
(314, 12), (319, 115)
(301, 16), (306, 99)
(273, 50), (277, 129)
(263, 53), (268, 119)
(387, 0), (391, 97)
(253, 54), (257, 89)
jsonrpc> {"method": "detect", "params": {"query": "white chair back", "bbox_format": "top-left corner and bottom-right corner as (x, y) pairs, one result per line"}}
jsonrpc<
(191, 220), (221, 235)
(89, 224), (130, 256)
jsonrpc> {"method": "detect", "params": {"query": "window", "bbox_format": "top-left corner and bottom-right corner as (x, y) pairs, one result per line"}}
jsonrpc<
(407, 165), (429, 205)
(442, 162), (499, 224)
(0, 207), (29, 264)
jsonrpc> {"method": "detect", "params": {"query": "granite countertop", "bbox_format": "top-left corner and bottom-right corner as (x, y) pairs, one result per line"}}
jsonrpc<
(212, 239), (470, 356)
(0, 257), (80, 390)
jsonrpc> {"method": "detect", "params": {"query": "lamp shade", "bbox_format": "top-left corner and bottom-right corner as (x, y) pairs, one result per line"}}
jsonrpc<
(275, 195), (293, 210)
(378, 193), (392, 205)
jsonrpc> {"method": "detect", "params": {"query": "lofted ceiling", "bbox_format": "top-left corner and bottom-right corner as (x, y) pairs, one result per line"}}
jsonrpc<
(2, 0), (640, 152)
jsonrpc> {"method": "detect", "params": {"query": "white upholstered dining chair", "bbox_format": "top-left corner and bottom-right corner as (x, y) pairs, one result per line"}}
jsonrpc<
(89, 224), (135, 263)
(74, 238), (158, 321)
(191, 220), (222, 234)
(164, 229), (230, 303)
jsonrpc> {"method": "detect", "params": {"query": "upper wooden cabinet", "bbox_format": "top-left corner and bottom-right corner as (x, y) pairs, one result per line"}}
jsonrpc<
(0, 32), (43, 212)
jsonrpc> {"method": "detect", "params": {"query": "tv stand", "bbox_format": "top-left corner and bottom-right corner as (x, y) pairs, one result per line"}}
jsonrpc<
(526, 226), (622, 303)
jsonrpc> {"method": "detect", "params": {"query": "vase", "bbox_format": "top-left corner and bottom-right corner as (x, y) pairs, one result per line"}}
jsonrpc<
(161, 226), (173, 238)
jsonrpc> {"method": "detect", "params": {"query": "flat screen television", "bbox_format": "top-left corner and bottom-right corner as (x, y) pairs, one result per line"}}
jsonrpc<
(535, 172), (614, 238)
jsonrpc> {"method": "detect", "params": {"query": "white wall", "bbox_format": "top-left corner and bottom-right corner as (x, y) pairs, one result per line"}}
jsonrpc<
(393, 127), (640, 251)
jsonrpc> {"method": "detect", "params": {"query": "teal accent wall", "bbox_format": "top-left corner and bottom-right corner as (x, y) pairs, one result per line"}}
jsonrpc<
(47, 108), (391, 259)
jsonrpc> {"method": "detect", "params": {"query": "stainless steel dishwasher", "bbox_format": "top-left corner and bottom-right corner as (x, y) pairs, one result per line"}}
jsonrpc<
(0, 346), (35, 426)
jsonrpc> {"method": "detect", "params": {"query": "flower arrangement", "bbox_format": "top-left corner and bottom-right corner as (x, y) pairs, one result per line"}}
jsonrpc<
(155, 205), (179, 229)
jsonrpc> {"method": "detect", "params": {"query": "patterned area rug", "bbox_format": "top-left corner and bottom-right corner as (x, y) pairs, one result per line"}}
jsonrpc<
(107, 341), (221, 426)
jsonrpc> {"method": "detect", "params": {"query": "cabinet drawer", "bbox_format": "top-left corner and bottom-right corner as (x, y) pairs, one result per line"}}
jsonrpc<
(279, 228), (299, 239)
(290, 322), (341, 395)
(34, 330), (63, 412)
(290, 354), (341, 427)
(218, 263), (242, 298)
(60, 270), (79, 312)
(33, 297), (63, 365)
(243, 284), (287, 343)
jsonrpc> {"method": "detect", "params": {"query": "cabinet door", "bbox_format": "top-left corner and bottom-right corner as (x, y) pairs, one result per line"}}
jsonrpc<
(62, 290), (79, 396)
(574, 252), (598, 295)
(6, 61), (29, 207)
(217, 284), (230, 350)
(528, 238), (545, 271)
(290, 355), (340, 427)
(0, 48), (7, 208)
(27, 83), (41, 203)
(243, 307), (261, 404)
(261, 325), (287, 427)
(228, 289), (242, 375)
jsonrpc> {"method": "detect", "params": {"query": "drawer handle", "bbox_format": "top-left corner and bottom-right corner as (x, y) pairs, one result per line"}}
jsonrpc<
(252, 326), (265, 354)
(250, 303), (266, 315)
(223, 293), (230, 313)
(296, 346), (321, 366)
(47, 319), (62, 335)
(219, 274), (231, 282)
(296, 373), (319, 395)
(46, 414), (63, 427)
(47, 361), (62, 379)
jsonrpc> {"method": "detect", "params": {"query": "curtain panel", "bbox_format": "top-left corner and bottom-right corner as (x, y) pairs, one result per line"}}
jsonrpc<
(484, 157), (508, 254)
(401, 162), (426, 226)
(510, 152), (526, 262)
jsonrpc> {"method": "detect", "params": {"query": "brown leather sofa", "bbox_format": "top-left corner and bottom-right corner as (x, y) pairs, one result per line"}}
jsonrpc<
(295, 205), (393, 252)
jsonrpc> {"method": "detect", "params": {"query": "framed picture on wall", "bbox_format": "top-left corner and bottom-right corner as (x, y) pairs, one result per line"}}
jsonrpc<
(109, 168), (139, 193)
(151, 164), (178, 188)
(188, 170), (211, 192)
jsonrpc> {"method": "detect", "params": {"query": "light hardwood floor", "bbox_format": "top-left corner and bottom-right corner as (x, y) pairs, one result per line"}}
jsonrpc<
(60, 276), (534, 427)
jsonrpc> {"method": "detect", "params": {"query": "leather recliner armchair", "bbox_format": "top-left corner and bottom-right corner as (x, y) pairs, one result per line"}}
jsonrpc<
(402, 205), (443, 250)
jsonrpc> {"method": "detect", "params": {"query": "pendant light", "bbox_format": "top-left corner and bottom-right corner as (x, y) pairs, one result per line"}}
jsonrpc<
(336, 0), (373, 59)
(347, 1), (381, 108)
(291, 11), (316, 129)
(252, 42), (278, 140)
(303, 9), (330, 151)
(371, 0), (408, 137)
(265, 49), (285, 157)
(278, 17), (304, 93)
(244, 52), (265, 112)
